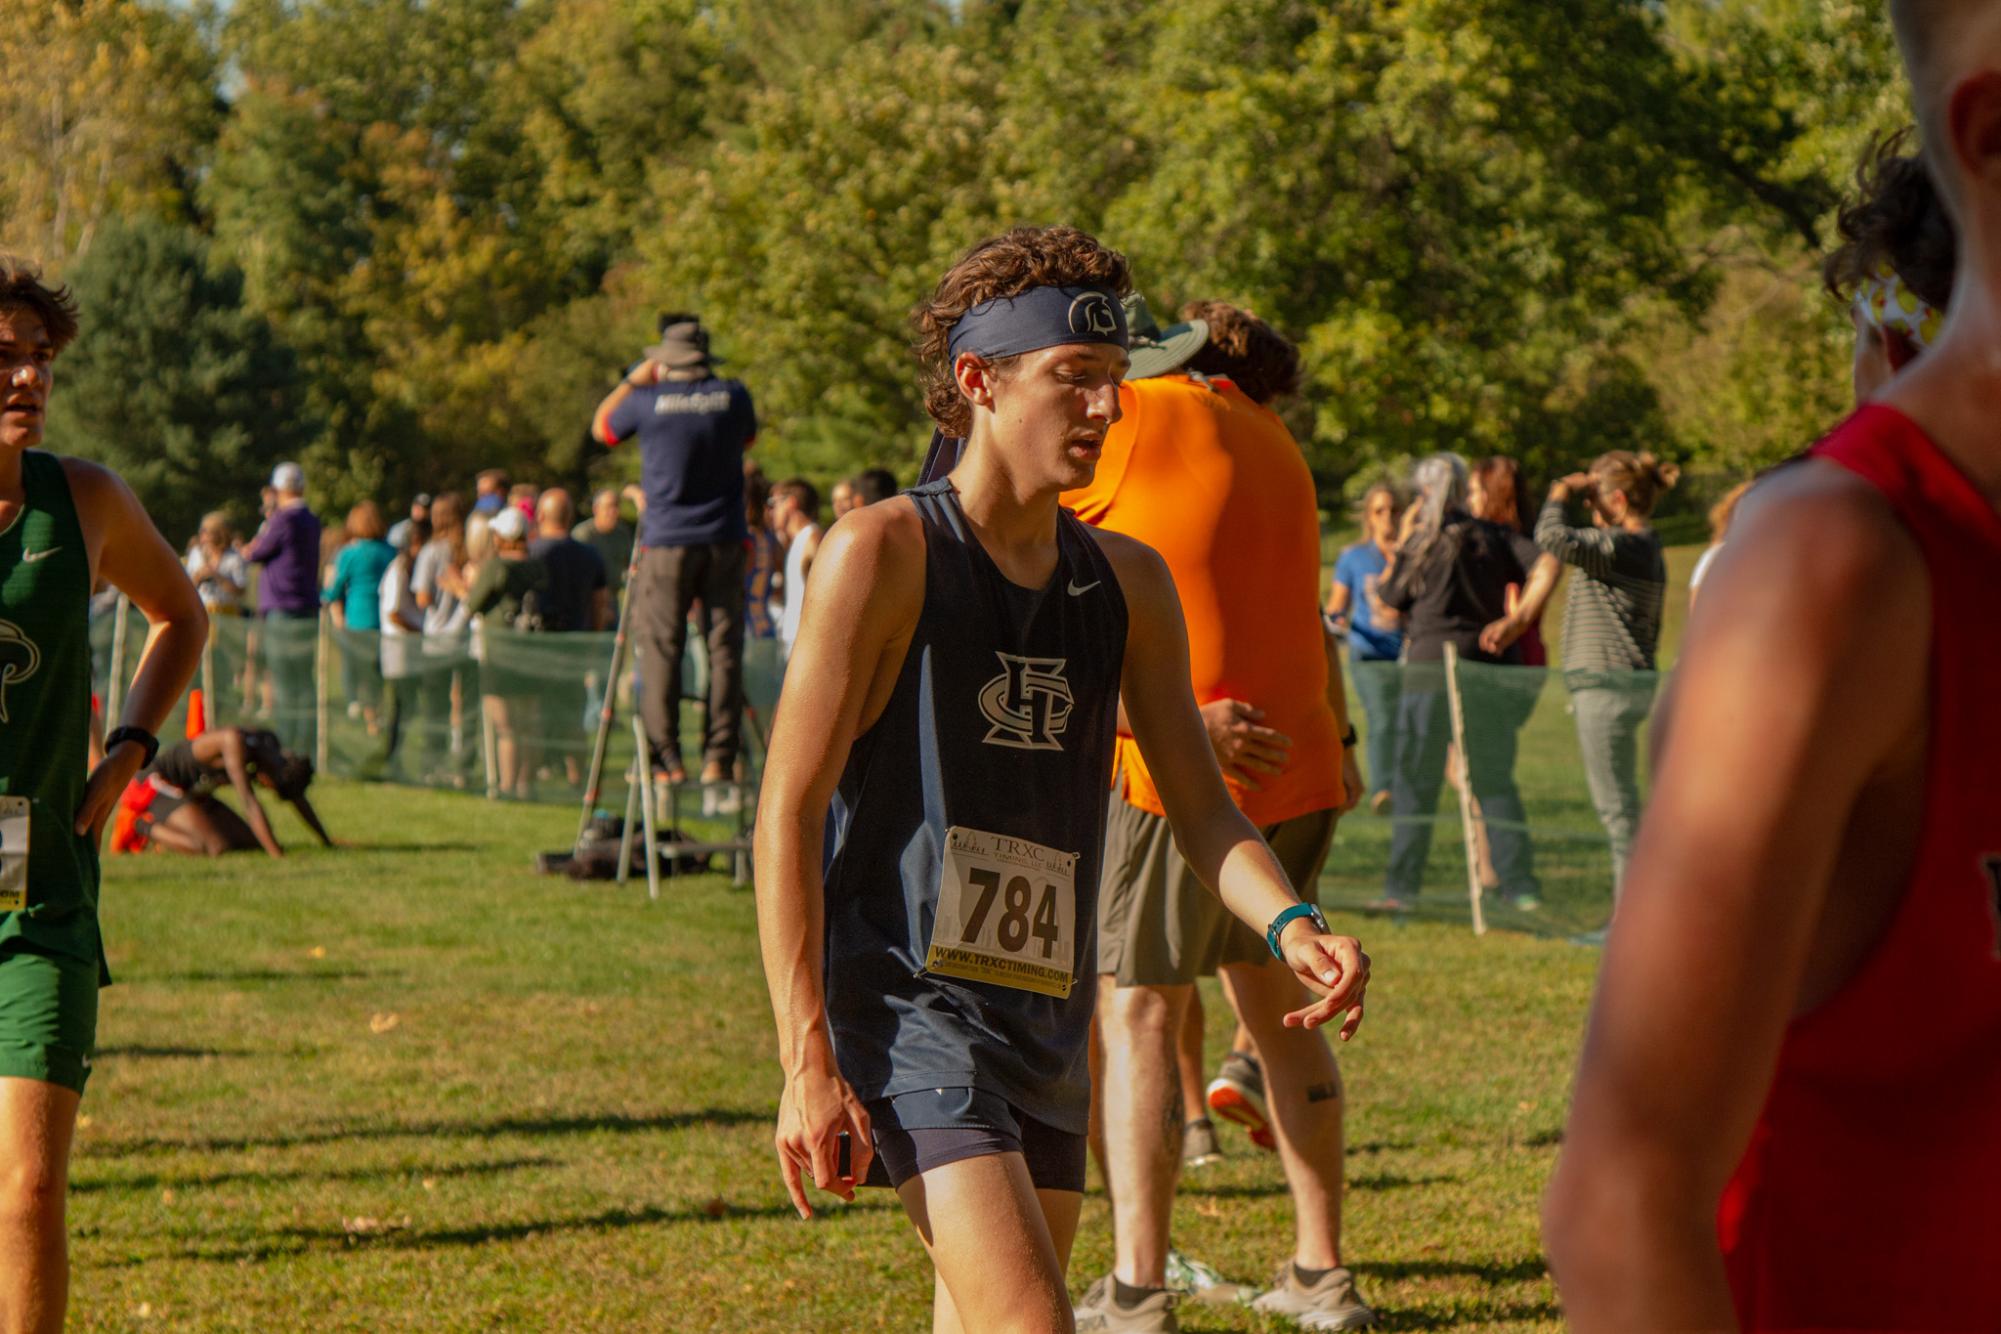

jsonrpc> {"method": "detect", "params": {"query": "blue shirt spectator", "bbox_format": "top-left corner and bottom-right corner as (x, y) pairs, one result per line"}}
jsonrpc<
(1332, 541), (1403, 660)
(244, 464), (322, 616)
(603, 375), (756, 548)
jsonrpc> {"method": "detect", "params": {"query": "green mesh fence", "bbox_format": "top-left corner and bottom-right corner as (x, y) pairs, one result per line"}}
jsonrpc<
(93, 604), (1656, 937)
(89, 603), (781, 849)
(1324, 651), (1660, 938)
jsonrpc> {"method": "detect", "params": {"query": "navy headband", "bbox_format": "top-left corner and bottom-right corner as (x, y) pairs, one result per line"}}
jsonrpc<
(946, 285), (1129, 362)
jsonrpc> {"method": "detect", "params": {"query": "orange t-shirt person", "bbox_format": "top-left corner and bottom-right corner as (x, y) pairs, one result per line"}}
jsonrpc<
(1063, 372), (1344, 825)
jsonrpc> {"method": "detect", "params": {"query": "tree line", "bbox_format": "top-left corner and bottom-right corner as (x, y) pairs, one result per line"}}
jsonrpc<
(0, 0), (1906, 541)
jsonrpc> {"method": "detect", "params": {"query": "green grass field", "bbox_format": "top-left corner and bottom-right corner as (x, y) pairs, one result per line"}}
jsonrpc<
(73, 778), (1598, 1332)
(70, 547), (1703, 1329)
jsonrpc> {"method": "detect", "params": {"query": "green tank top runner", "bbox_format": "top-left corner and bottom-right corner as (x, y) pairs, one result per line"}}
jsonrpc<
(0, 451), (101, 968)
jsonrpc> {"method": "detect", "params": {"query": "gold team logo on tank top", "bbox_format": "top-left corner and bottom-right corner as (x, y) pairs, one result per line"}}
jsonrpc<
(978, 652), (1074, 751)
(0, 619), (41, 724)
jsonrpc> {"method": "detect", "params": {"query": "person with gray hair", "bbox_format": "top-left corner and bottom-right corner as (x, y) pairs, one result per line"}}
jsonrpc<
(1374, 453), (1557, 910)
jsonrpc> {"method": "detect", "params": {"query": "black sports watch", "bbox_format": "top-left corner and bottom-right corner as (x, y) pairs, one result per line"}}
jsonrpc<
(104, 725), (159, 769)
(1339, 725), (1358, 750)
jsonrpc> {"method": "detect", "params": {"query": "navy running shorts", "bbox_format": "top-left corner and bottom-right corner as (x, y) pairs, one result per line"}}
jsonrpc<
(862, 1086), (1086, 1193)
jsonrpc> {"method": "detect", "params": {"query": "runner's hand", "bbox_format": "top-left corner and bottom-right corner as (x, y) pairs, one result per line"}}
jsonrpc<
(1201, 699), (1291, 791)
(75, 742), (147, 840)
(775, 1058), (873, 1218)
(1278, 927), (1369, 1041)
(1339, 748), (1363, 814)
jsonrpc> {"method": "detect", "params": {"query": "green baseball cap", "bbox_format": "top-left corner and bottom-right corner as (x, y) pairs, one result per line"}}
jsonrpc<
(1123, 295), (1208, 380)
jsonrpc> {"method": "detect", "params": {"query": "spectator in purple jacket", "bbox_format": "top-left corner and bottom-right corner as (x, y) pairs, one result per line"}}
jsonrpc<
(243, 461), (322, 751)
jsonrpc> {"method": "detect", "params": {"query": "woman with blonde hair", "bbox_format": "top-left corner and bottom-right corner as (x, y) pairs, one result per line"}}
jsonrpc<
(1530, 450), (1679, 896)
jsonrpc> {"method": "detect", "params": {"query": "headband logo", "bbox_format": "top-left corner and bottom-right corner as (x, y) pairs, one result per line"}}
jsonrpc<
(1068, 293), (1118, 338)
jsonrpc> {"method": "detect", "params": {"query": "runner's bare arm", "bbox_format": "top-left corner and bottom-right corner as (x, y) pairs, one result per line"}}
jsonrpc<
(1101, 532), (1368, 1039)
(65, 458), (206, 839)
(1543, 467), (1928, 1330)
(752, 500), (924, 1217)
(218, 730), (283, 858)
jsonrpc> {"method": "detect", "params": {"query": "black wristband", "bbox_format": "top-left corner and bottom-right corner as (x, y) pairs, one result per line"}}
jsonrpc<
(104, 725), (159, 769)
(1340, 725), (1358, 749)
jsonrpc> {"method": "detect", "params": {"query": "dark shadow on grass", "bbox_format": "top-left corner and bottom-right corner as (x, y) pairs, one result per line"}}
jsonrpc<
(94, 1044), (250, 1059)
(141, 968), (387, 985)
(1522, 1127), (1563, 1148)
(1352, 1256), (1548, 1284)
(95, 1197), (900, 1268)
(85, 1107), (767, 1158)
(1183, 1172), (1450, 1202)
(73, 1155), (556, 1196)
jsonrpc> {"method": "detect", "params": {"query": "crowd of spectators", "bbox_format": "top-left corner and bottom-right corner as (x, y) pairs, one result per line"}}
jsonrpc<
(166, 440), (898, 799)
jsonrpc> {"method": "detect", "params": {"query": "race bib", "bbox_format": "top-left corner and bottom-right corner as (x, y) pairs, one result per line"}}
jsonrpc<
(0, 796), (27, 913)
(925, 826), (1078, 998)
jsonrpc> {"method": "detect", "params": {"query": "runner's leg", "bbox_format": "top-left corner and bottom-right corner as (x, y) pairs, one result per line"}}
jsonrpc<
(1220, 956), (1345, 1269)
(1175, 988), (1206, 1123)
(153, 798), (242, 855)
(897, 1153), (1078, 1333)
(0, 1078), (80, 1334)
(1097, 979), (1191, 1287)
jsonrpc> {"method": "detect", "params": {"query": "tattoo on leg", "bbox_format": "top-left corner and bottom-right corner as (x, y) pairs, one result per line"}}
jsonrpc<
(1305, 1081), (1342, 1104)
(1163, 1093), (1184, 1143)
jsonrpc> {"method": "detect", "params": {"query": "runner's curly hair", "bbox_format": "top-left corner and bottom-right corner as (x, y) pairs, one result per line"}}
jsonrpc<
(914, 226), (1133, 437)
(1823, 128), (1956, 309)
(1180, 300), (1301, 405)
(0, 254), (80, 352)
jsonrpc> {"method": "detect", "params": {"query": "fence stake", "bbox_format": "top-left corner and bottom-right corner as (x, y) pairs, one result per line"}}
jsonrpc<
(481, 693), (498, 801)
(1443, 644), (1487, 937)
(315, 610), (331, 772)
(105, 594), (131, 726)
(200, 622), (216, 730)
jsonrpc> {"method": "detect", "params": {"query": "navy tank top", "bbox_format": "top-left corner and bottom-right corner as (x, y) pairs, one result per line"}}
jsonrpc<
(823, 480), (1128, 1133)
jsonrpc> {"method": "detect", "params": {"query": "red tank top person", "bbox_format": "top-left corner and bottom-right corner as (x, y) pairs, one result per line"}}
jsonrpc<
(1716, 404), (2001, 1330)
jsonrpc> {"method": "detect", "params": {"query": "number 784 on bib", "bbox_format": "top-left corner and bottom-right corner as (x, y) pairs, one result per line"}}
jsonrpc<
(924, 825), (1078, 999)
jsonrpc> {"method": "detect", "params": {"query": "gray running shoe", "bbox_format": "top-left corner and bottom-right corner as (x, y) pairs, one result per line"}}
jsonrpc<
(1074, 1274), (1180, 1333)
(1205, 1049), (1275, 1151)
(1250, 1264), (1377, 1330)
(1164, 1250), (1258, 1306)
(1182, 1117), (1222, 1167)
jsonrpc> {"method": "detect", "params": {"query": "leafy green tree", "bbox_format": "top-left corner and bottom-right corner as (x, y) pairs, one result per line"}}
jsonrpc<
(640, 32), (1013, 481)
(50, 217), (315, 543)
(0, 0), (218, 269)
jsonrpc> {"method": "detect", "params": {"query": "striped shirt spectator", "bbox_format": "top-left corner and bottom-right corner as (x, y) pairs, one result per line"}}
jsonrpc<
(1534, 498), (1668, 671)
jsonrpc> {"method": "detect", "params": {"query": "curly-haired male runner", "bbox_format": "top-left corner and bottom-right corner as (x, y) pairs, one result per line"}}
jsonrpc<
(753, 226), (1369, 1333)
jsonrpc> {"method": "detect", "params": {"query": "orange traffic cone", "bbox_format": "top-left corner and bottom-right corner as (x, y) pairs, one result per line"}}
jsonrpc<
(185, 688), (205, 738)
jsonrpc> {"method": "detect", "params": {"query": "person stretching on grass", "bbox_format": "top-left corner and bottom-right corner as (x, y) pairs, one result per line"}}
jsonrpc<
(1544, 4), (2001, 1327)
(0, 255), (206, 1334)
(752, 225), (1369, 1334)
(109, 726), (331, 858)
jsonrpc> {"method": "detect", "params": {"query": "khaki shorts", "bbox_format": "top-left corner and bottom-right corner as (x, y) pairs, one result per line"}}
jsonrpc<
(1096, 796), (1336, 986)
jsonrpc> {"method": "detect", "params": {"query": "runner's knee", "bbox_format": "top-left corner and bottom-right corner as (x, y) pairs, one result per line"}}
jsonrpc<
(0, 1158), (65, 1234)
(1099, 983), (1185, 1044)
